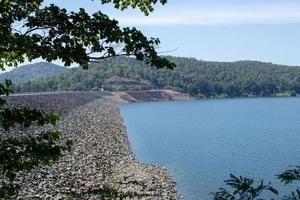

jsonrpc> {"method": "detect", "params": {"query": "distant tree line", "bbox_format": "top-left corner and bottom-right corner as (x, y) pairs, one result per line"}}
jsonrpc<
(12, 56), (300, 98)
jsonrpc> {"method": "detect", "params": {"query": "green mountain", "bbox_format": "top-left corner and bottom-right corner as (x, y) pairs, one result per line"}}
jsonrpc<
(10, 56), (300, 98)
(0, 62), (68, 83)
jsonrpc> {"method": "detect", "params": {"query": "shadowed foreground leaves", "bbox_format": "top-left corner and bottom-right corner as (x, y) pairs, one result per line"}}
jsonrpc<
(212, 174), (278, 200)
(0, 80), (73, 198)
(213, 166), (300, 200)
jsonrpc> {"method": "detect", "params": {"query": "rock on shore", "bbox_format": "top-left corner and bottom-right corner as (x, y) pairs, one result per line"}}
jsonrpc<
(112, 90), (190, 103)
(2, 92), (177, 199)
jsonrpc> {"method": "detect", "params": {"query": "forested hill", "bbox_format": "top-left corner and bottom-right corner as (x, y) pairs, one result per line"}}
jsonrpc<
(0, 62), (67, 83)
(11, 56), (300, 98)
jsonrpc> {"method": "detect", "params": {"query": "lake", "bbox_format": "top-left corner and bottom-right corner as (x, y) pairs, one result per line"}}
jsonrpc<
(121, 97), (300, 199)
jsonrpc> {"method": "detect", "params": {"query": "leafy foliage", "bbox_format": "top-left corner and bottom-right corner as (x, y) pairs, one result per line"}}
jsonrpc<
(0, 107), (60, 131)
(278, 167), (300, 200)
(0, 131), (72, 197)
(0, 0), (174, 70)
(282, 190), (300, 200)
(277, 167), (300, 185)
(0, 81), (72, 198)
(101, 0), (167, 15)
(212, 174), (278, 200)
(0, 80), (13, 107)
(214, 166), (300, 200)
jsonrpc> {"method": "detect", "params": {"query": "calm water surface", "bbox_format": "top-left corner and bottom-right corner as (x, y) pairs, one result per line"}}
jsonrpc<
(121, 97), (300, 199)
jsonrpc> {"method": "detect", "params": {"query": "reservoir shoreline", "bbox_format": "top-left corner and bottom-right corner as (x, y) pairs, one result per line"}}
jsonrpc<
(121, 95), (300, 200)
(4, 91), (299, 199)
(2, 91), (178, 199)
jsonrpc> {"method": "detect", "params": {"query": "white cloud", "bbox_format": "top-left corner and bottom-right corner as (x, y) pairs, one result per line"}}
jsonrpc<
(114, 3), (300, 26)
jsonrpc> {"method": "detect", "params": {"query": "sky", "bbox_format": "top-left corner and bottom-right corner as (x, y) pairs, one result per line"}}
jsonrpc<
(37, 1), (300, 66)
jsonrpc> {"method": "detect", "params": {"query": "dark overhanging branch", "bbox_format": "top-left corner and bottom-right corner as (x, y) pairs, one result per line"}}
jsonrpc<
(23, 26), (52, 36)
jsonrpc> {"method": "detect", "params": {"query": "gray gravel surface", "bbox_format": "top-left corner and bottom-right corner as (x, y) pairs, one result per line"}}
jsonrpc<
(1, 92), (177, 199)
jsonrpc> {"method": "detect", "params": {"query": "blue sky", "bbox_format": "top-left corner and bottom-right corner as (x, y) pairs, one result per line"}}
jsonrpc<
(44, 0), (300, 66)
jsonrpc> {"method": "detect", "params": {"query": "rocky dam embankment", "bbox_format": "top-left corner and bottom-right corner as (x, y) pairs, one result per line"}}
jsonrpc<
(112, 90), (190, 103)
(1, 91), (177, 199)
